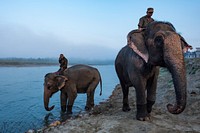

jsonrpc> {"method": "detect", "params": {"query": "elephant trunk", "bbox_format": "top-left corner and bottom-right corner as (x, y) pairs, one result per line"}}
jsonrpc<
(166, 63), (187, 114)
(44, 88), (55, 111)
(164, 33), (187, 114)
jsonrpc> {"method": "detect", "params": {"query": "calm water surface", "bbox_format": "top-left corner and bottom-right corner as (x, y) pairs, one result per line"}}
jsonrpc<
(0, 65), (119, 133)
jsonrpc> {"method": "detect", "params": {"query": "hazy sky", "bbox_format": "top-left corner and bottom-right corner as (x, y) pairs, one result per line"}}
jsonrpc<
(0, 0), (199, 60)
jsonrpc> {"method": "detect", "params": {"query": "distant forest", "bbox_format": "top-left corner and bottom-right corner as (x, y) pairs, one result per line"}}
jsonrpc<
(0, 58), (114, 67)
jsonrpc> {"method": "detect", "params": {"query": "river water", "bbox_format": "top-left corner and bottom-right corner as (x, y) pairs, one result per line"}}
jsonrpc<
(0, 65), (119, 133)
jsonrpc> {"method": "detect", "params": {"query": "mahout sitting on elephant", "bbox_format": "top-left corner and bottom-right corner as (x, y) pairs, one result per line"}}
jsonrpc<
(57, 54), (68, 75)
(43, 64), (102, 114)
(115, 21), (192, 121)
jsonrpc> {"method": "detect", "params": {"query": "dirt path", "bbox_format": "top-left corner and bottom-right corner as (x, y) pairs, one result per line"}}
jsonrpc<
(42, 59), (200, 133)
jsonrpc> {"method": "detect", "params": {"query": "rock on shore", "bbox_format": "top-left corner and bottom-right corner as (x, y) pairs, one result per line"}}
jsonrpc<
(43, 58), (200, 133)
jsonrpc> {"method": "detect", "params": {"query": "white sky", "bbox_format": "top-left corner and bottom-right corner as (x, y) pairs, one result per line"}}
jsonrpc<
(0, 0), (199, 59)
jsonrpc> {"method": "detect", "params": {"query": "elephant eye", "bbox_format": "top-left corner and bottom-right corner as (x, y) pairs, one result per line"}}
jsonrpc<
(45, 84), (51, 90)
(47, 86), (51, 90)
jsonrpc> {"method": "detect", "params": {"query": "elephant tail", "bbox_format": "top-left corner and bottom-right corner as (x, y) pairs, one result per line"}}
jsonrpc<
(99, 72), (102, 96)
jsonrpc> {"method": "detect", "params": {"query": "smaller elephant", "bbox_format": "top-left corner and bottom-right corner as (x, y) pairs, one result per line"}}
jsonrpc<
(43, 64), (102, 114)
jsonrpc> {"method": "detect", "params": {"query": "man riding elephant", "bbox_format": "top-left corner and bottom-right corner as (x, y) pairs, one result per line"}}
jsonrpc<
(57, 54), (68, 75)
(138, 7), (154, 31)
(127, 8), (155, 48)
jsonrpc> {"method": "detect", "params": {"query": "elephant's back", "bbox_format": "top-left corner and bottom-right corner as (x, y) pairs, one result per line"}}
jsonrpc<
(68, 64), (97, 72)
(65, 64), (100, 80)
(64, 64), (100, 89)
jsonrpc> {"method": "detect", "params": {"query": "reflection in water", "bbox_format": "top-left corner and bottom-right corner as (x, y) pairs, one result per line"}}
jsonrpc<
(43, 113), (54, 126)
(43, 105), (85, 126)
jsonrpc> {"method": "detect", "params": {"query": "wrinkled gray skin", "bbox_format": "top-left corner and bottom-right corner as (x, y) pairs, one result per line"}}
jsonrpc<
(115, 21), (191, 121)
(44, 64), (102, 114)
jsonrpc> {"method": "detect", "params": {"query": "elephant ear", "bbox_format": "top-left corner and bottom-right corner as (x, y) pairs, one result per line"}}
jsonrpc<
(179, 34), (193, 53)
(55, 76), (68, 90)
(128, 31), (149, 63)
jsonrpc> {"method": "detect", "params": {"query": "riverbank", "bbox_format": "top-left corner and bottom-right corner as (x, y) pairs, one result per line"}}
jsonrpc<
(38, 58), (200, 133)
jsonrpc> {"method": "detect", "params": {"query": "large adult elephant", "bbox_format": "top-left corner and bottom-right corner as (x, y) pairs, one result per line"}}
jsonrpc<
(43, 64), (102, 114)
(115, 21), (192, 121)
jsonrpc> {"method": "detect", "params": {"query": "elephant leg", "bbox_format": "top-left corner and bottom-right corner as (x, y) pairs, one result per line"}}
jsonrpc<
(133, 78), (150, 121)
(67, 91), (77, 114)
(115, 64), (130, 111)
(85, 93), (91, 111)
(90, 90), (95, 107)
(121, 82), (131, 112)
(85, 91), (95, 111)
(60, 92), (67, 112)
(85, 82), (98, 110)
(67, 105), (72, 114)
(146, 68), (159, 113)
(146, 79), (156, 114)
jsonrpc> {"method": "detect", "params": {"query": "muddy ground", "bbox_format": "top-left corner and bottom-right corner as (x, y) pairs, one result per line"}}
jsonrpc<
(41, 58), (200, 133)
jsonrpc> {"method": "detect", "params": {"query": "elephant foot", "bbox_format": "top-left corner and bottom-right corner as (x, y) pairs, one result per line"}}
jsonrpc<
(85, 103), (95, 111)
(85, 105), (94, 111)
(147, 100), (155, 113)
(122, 103), (131, 112)
(67, 111), (73, 114)
(137, 115), (151, 121)
(85, 106), (91, 111)
(91, 103), (94, 107)
(61, 105), (66, 112)
(167, 104), (185, 114)
(67, 105), (73, 114)
(136, 104), (150, 121)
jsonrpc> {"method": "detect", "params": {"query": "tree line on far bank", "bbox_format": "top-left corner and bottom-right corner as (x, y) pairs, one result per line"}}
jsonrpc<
(0, 58), (114, 66)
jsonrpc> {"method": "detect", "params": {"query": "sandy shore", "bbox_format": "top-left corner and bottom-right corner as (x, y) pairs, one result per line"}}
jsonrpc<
(39, 59), (200, 133)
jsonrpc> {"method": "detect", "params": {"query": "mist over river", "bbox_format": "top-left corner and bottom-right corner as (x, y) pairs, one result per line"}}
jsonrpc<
(0, 65), (119, 133)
